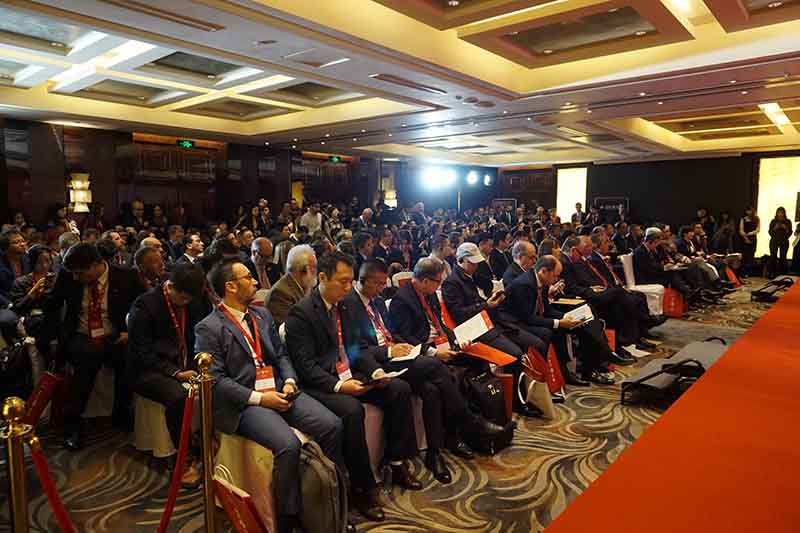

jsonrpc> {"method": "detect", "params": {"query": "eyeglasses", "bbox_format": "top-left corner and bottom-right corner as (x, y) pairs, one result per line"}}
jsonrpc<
(227, 272), (254, 283)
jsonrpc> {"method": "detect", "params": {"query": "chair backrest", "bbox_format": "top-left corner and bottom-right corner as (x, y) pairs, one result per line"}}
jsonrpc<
(392, 271), (413, 288)
(620, 253), (636, 288)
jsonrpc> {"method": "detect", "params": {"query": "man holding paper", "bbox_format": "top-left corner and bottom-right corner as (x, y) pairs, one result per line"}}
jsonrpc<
(502, 255), (616, 385)
(349, 258), (508, 484)
(285, 251), (420, 522)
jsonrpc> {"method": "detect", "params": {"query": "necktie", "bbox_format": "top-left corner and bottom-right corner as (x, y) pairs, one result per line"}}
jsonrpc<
(536, 286), (545, 316)
(242, 312), (253, 336)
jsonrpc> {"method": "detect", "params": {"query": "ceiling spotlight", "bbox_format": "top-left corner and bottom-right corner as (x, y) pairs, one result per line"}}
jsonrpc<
(483, 174), (493, 186)
(50, 42), (65, 48)
(321, 141), (326, 145)
(658, 101), (664, 105)
(448, 0), (460, 6)
(741, 90), (749, 94)
(361, 129), (366, 133)
(401, 123), (407, 127)
(264, 142), (270, 146)
(586, 109), (592, 114)
(291, 145), (297, 149)
(543, 49), (553, 55)
(608, 7), (619, 13)
(502, 110), (508, 114)
(207, 74), (216, 79)
(466, 171), (479, 185)
(730, 80), (737, 84)
(387, 133), (393, 136)
(639, 92), (647, 96)
(293, 138), (298, 142)
(353, 137), (358, 141)
(325, 133), (330, 137)
(634, 30), (647, 36)
(564, 102), (572, 106)
(526, 117), (532, 120)
(768, 1), (784, 7)
(507, 31), (519, 36)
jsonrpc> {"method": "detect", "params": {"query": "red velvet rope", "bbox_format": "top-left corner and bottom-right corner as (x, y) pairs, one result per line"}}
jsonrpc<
(29, 443), (76, 533)
(157, 387), (196, 533)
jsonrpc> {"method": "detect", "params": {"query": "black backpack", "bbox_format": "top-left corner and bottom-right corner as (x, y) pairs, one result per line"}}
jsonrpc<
(461, 369), (514, 455)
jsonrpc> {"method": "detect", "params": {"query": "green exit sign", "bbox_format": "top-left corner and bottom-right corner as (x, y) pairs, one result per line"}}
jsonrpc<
(329, 155), (341, 163)
(176, 139), (195, 149)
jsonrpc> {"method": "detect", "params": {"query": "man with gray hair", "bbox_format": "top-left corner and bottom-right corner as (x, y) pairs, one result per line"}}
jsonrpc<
(265, 244), (317, 326)
(503, 240), (536, 288)
(52, 231), (81, 273)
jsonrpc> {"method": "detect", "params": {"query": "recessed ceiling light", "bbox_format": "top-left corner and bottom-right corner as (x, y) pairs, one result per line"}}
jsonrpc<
(325, 133), (330, 137)
(741, 90), (749, 94)
(586, 109), (592, 114)
(526, 117), (532, 121)
(264, 142), (270, 146)
(635, 31), (647, 36)
(507, 31), (519, 36)
(387, 133), (393, 136)
(401, 123), (407, 127)
(361, 129), (366, 133)
(564, 102), (572, 106)
(448, 0), (460, 6)
(138, 96), (146, 100)
(639, 92), (647, 96)
(608, 7), (619, 13)
(209, 28), (218, 32)
(768, 1), (784, 8)
(50, 42), (65, 48)
(730, 80), (737, 84)
(543, 49), (553, 55)
(293, 138), (298, 142)
(503, 110), (508, 114)
(689, 124), (695, 128)
(321, 141), (325, 145)
(658, 101), (664, 105)
(207, 74), (216, 79)
(291, 145), (297, 149)
(353, 138), (358, 141)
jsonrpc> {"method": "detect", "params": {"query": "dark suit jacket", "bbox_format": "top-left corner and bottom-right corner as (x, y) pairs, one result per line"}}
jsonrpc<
(633, 244), (666, 285)
(372, 244), (392, 262)
(441, 266), (490, 326)
(195, 305), (296, 434)
(675, 238), (698, 258)
(175, 254), (198, 265)
(44, 263), (144, 350)
(474, 262), (495, 294)
(500, 269), (562, 330)
(387, 282), (456, 347)
(0, 252), (30, 306)
(284, 287), (363, 393)
(342, 289), (392, 378)
(264, 273), (305, 326)
(489, 249), (512, 282)
(611, 233), (631, 254)
(562, 257), (609, 300)
(127, 286), (203, 382)
(589, 251), (621, 287)
(502, 262), (525, 288)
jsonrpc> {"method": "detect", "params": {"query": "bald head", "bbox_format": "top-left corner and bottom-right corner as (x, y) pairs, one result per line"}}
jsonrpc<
(251, 237), (273, 266)
(140, 237), (164, 256)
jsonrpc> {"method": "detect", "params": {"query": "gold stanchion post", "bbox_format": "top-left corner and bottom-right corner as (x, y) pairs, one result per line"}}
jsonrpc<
(2, 397), (32, 533)
(195, 352), (216, 533)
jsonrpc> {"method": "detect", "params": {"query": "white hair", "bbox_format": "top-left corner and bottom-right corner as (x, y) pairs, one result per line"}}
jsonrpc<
(286, 244), (315, 272)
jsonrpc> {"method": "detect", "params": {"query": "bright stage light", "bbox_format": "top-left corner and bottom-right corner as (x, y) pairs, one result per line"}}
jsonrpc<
(483, 174), (493, 186)
(421, 167), (457, 189)
(466, 171), (479, 185)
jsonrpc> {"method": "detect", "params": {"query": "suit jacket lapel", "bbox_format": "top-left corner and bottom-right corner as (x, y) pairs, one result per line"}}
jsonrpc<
(218, 308), (254, 357)
(313, 289), (337, 346)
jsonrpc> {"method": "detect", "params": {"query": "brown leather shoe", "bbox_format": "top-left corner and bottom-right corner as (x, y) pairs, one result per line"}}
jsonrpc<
(390, 461), (423, 490)
(352, 488), (385, 522)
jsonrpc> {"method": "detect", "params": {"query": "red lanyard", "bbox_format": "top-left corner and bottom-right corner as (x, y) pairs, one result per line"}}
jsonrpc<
(584, 258), (608, 287)
(219, 305), (263, 366)
(163, 283), (187, 369)
(365, 301), (392, 344)
(414, 285), (443, 335)
(334, 307), (348, 364)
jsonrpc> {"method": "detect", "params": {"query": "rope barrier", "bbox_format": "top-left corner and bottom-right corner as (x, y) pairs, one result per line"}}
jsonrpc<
(157, 386), (196, 533)
(28, 435), (76, 533)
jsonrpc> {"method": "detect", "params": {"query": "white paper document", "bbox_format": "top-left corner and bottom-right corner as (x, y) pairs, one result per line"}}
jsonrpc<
(392, 344), (422, 362)
(564, 304), (593, 324)
(375, 368), (408, 381)
(454, 311), (493, 343)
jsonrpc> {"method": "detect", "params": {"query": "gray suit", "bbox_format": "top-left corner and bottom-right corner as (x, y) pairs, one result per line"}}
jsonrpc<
(195, 305), (342, 518)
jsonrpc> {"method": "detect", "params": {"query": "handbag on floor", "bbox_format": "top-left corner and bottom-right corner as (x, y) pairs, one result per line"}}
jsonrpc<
(461, 369), (514, 454)
(299, 440), (349, 533)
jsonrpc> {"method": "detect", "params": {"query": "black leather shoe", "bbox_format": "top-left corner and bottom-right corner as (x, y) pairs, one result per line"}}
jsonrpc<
(448, 440), (475, 460)
(609, 350), (635, 366)
(352, 489), (385, 522)
(425, 450), (452, 484)
(63, 430), (83, 451)
(391, 461), (423, 490)
(582, 371), (615, 385)
(647, 315), (668, 329)
(513, 403), (543, 418)
(565, 372), (590, 387)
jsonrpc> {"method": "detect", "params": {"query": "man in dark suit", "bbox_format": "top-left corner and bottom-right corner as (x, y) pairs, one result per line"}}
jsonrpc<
(350, 259), (508, 484)
(501, 255), (616, 385)
(353, 208), (374, 232)
(243, 237), (279, 290)
(195, 257), (342, 533)
(571, 202), (587, 226)
(502, 241), (535, 288)
(44, 243), (145, 450)
(489, 229), (513, 280)
(441, 243), (542, 417)
(610, 222), (630, 254)
(284, 251), (419, 522)
(352, 232), (374, 276)
(634, 228), (693, 298)
(372, 228), (393, 262)
(473, 232), (496, 294)
(265, 244), (316, 326)
(175, 233), (204, 265)
(127, 263), (207, 487)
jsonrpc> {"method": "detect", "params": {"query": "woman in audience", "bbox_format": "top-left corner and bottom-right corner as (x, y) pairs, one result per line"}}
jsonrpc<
(739, 206), (760, 274)
(768, 206), (792, 278)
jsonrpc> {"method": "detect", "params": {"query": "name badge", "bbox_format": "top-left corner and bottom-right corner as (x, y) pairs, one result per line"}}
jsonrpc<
(90, 328), (106, 340)
(336, 359), (352, 382)
(255, 366), (276, 393)
(434, 335), (451, 352)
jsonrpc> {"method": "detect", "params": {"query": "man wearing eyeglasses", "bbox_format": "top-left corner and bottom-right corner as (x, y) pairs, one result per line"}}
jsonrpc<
(195, 257), (343, 533)
(44, 243), (145, 450)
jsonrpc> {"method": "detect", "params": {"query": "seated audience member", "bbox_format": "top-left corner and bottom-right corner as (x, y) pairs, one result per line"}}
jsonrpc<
(284, 251), (419, 521)
(489, 229), (513, 281)
(177, 233), (204, 264)
(561, 237), (657, 356)
(373, 228), (394, 262)
(393, 230), (418, 271)
(166, 225), (185, 262)
(633, 228), (695, 301)
(195, 257), (343, 533)
(344, 258), (503, 483)
(428, 233), (453, 278)
(45, 243), (145, 450)
(501, 255), (617, 385)
(610, 222), (630, 255)
(265, 244), (317, 326)
(353, 208), (374, 232)
(675, 226), (730, 293)
(127, 263), (206, 487)
(244, 237), (278, 290)
(352, 232), (374, 276)
(82, 228), (100, 245)
(134, 246), (166, 291)
(1, 229), (31, 306)
(628, 224), (644, 250)
(441, 243), (542, 417)
(52, 231), (81, 273)
(100, 230), (131, 266)
(502, 240), (536, 288)
(537, 238), (560, 261)
(10, 245), (54, 343)
(472, 232), (496, 295)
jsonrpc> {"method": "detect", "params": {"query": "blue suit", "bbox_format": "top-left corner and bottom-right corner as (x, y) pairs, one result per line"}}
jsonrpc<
(195, 304), (342, 518)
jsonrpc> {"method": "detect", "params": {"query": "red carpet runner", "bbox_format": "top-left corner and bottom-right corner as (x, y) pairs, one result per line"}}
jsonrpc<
(547, 282), (800, 532)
